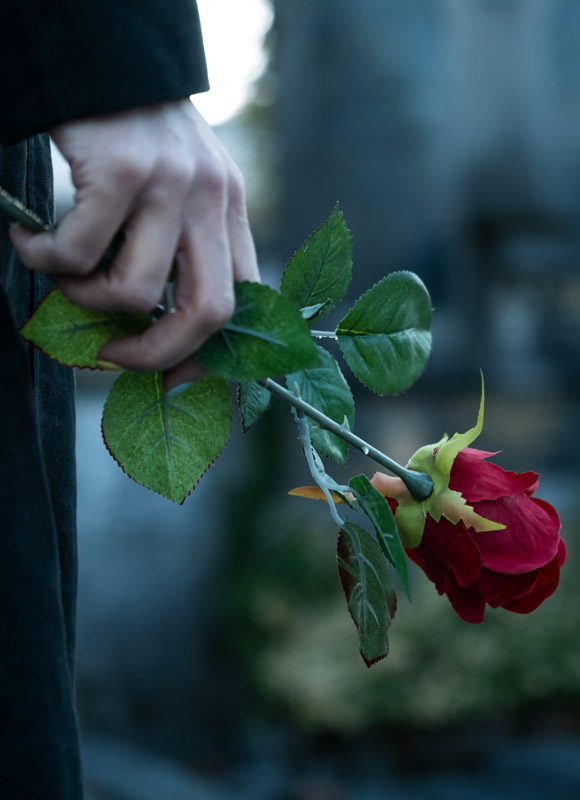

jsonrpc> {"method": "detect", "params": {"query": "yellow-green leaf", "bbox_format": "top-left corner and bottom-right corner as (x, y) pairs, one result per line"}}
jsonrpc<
(21, 289), (151, 368)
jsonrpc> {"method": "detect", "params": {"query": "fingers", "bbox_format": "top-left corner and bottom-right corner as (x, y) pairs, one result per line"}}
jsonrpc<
(11, 143), (193, 314)
(98, 139), (262, 372)
(10, 183), (134, 276)
(98, 170), (235, 371)
(96, 266), (234, 372)
(11, 100), (260, 373)
(11, 131), (161, 277)
(54, 190), (186, 314)
(225, 160), (260, 283)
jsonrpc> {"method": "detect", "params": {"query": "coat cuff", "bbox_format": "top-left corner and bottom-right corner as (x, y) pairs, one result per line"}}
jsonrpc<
(0, 1), (209, 146)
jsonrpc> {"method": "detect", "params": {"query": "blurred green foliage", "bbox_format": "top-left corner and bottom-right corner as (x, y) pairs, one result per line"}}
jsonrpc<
(224, 490), (580, 733)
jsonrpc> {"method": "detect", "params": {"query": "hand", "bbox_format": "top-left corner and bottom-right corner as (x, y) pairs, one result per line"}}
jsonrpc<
(10, 100), (260, 380)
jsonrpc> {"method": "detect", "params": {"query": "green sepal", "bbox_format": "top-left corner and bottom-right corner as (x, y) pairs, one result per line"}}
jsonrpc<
(196, 281), (319, 381)
(431, 369), (486, 484)
(102, 371), (232, 503)
(348, 474), (410, 598)
(396, 374), (505, 548)
(336, 271), (432, 396)
(280, 205), (352, 318)
(287, 345), (355, 464)
(238, 380), (271, 433)
(337, 522), (397, 667)
(20, 288), (152, 368)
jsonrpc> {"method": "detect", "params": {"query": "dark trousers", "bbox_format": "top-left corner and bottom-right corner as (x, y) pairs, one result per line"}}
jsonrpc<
(0, 138), (82, 798)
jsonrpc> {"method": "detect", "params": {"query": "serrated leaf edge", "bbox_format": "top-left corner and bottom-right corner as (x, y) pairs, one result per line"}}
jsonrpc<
(280, 203), (353, 311)
(288, 346), (355, 465)
(336, 271), (432, 335)
(336, 271), (432, 397)
(20, 288), (154, 371)
(348, 474), (411, 598)
(337, 525), (396, 667)
(236, 381), (271, 434)
(20, 289), (105, 370)
(100, 376), (232, 504)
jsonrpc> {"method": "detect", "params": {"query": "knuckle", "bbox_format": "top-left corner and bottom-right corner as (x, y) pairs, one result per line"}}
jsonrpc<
(109, 153), (152, 191)
(149, 157), (194, 202)
(157, 156), (194, 189)
(195, 156), (227, 198)
(227, 163), (247, 207)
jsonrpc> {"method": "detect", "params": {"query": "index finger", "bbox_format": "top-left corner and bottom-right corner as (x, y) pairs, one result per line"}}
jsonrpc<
(10, 178), (139, 276)
(97, 198), (234, 371)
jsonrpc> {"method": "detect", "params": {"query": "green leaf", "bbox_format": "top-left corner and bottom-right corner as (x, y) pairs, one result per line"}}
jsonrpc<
(336, 271), (432, 395)
(280, 206), (352, 317)
(348, 474), (410, 598)
(287, 345), (355, 464)
(102, 371), (232, 503)
(238, 381), (271, 432)
(196, 281), (319, 381)
(20, 289), (152, 368)
(337, 523), (397, 667)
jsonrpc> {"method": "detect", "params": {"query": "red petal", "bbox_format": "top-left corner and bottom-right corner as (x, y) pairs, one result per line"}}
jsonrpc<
(502, 546), (564, 613)
(450, 448), (538, 502)
(453, 448), (500, 461)
(469, 565), (541, 608)
(472, 495), (561, 573)
(444, 573), (486, 623)
(558, 538), (568, 566)
(405, 545), (449, 594)
(416, 516), (482, 587)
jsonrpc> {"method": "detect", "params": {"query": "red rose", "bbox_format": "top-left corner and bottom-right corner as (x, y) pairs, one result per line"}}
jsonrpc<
(376, 448), (566, 623)
(293, 376), (566, 626)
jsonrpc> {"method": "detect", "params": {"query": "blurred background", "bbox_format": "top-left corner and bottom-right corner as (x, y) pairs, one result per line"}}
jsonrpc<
(53, 0), (580, 797)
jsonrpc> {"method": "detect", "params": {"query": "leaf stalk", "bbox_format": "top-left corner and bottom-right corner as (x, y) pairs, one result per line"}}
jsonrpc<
(260, 378), (433, 501)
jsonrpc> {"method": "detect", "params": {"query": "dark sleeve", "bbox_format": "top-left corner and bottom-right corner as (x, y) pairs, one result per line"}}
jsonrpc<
(0, 1), (209, 146)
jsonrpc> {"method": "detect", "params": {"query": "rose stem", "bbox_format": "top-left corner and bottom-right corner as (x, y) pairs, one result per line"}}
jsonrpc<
(259, 377), (433, 501)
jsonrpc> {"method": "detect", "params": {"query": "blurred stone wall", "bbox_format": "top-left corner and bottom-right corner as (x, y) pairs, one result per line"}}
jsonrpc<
(272, 0), (580, 393)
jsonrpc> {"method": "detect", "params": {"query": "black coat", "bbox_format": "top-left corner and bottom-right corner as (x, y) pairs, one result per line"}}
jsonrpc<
(0, 0), (208, 145)
(0, 4), (207, 797)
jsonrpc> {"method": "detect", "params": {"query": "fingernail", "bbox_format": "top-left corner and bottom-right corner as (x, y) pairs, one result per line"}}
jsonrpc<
(96, 359), (124, 372)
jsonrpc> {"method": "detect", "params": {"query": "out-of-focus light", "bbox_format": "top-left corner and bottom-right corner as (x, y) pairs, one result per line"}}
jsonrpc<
(193, 0), (273, 126)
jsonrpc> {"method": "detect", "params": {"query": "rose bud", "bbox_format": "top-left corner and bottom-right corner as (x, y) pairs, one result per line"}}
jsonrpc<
(372, 381), (566, 623)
